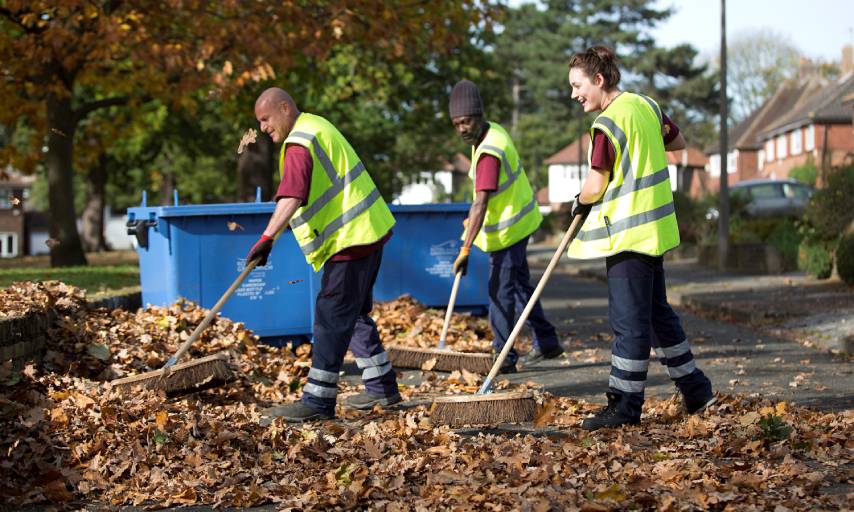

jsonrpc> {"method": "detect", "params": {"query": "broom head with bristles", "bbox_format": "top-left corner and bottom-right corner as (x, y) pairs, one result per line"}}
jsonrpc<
(430, 391), (536, 427)
(387, 345), (494, 374)
(108, 352), (232, 394)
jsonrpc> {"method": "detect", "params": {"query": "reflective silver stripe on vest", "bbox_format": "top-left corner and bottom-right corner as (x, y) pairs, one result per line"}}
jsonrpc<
(667, 359), (697, 379)
(355, 351), (390, 369)
(576, 201), (675, 242)
(482, 197), (537, 234)
(479, 144), (522, 196)
(298, 188), (382, 255)
(602, 166), (670, 203)
(609, 375), (645, 393)
(637, 94), (662, 127)
(304, 382), (337, 398)
(611, 354), (649, 373)
(288, 131), (338, 182)
(594, 116), (632, 188)
(290, 161), (366, 229)
(362, 362), (392, 380)
(308, 367), (339, 384)
(659, 339), (690, 359)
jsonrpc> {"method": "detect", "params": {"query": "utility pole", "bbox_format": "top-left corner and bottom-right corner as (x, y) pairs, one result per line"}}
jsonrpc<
(717, 0), (730, 270)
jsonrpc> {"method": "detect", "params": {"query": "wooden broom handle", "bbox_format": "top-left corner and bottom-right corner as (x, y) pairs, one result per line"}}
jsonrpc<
(478, 213), (585, 394)
(164, 258), (259, 367)
(438, 271), (463, 349)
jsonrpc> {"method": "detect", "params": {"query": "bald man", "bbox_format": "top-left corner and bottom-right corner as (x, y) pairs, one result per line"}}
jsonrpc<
(247, 88), (400, 422)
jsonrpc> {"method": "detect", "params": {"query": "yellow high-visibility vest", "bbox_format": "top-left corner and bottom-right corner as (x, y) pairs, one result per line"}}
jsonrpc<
(568, 92), (680, 259)
(282, 113), (395, 270)
(469, 122), (542, 252)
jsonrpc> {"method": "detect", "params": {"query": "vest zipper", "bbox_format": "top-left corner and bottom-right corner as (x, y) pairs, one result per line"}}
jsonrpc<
(604, 215), (613, 246)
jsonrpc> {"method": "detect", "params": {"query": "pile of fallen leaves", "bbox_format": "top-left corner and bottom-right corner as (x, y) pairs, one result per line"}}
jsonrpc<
(373, 295), (528, 353)
(0, 281), (86, 319)
(2, 282), (853, 509)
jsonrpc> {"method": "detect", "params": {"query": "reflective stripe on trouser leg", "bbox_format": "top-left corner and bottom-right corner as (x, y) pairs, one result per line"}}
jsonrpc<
(302, 252), (385, 413)
(606, 252), (658, 419)
(345, 248), (398, 397)
(350, 314), (398, 396)
(649, 257), (713, 401)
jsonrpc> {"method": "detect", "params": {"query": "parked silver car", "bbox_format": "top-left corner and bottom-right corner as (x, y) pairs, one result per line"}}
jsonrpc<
(707, 179), (814, 219)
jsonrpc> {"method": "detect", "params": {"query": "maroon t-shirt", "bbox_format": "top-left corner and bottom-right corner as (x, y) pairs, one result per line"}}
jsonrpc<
(590, 113), (680, 172)
(275, 144), (391, 261)
(473, 126), (500, 192)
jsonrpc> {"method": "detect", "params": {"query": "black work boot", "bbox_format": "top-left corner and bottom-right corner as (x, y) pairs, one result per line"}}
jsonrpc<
(345, 392), (403, 411)
(261, 402), (334, 423)
(521, 345), (565, 367)
(581, 393), (640, 431)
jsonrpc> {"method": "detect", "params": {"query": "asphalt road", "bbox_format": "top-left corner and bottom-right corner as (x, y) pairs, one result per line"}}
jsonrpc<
(386, 264), (854, 412)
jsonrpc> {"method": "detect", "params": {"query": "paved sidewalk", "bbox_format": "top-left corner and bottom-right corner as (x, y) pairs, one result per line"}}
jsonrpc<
(541, 252), (854, 355)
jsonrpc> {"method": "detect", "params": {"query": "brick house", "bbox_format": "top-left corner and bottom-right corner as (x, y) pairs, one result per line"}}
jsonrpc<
(0, 169), (34, 258)
(756, 70), (854, 181)
(704, 77), (823, 192)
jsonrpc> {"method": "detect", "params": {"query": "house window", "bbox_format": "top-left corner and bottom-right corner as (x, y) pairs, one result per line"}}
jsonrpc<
(0, 232), (18, 258)
(709, 154), (720, 176)
(765, 140), (774, 162)
(758, 150), (765, 171)
(776, 135), (787, 159)
(805, 124), (815, 151)
(728, 151), (738, 173)
(790, 129), (802, 155)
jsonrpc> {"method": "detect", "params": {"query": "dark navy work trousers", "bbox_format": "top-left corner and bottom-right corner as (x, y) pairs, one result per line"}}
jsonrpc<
(488, 236), (560, 365)
(301, 248), (398, 414)
(606, 251), (712, 419)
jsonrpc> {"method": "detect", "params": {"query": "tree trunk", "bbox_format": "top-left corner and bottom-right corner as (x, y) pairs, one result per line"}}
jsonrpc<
(80, 152), (109, 252)
(237, 131), (275, 202)
(46, 93), (88, 267)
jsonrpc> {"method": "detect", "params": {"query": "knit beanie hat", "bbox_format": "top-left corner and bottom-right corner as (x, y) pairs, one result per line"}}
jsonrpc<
(449, 80), (483, 118)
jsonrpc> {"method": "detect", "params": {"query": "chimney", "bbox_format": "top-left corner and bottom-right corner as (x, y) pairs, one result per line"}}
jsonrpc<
(798, 56), (814, 79)
(843, 44), (854, 75)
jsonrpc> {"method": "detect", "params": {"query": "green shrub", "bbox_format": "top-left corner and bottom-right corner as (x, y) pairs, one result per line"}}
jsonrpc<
(798, 238), (834, 279)
(836, 232), (854, 285)
(802, 165), (854, 241)
(768, 220), (802, 268)
(789, 162), (818, 187)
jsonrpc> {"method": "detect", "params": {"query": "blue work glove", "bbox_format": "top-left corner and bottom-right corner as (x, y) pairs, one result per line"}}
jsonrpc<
(571, 193), (593, 218)
(247, 235), (274, 266)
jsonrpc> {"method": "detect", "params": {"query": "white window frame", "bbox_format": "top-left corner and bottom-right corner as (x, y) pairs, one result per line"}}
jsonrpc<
(790, 129), (802, 155)
(805, 124), (815, 151)
(709, 154), (721, 177)
(0, 232), (18, 258)
(765, 140), (774, 162)
(728, 151), (738, 173)
(776, 134), (787, 159)
(758, 149), (765, 171)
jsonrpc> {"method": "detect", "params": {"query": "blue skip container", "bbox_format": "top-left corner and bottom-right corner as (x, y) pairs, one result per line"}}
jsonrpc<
(128, 196), (488, 342)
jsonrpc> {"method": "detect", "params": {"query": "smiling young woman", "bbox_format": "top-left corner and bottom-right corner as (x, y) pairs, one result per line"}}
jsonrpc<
(565, 46), (716, 431)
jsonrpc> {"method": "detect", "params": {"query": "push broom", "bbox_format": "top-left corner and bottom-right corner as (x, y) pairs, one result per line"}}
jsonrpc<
(430, 212), (586, 427)
(109, 259), (260, 394)
(387, 233), (494, 374)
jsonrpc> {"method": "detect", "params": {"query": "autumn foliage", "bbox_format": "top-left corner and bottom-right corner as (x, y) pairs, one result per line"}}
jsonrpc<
(1, 286), (852, 509)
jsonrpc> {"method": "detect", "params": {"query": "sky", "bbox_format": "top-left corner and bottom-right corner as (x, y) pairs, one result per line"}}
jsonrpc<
(652, 0), (854, 62)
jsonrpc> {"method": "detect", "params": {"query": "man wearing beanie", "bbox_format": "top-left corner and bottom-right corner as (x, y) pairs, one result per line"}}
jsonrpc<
(449, 80), (564, 372)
